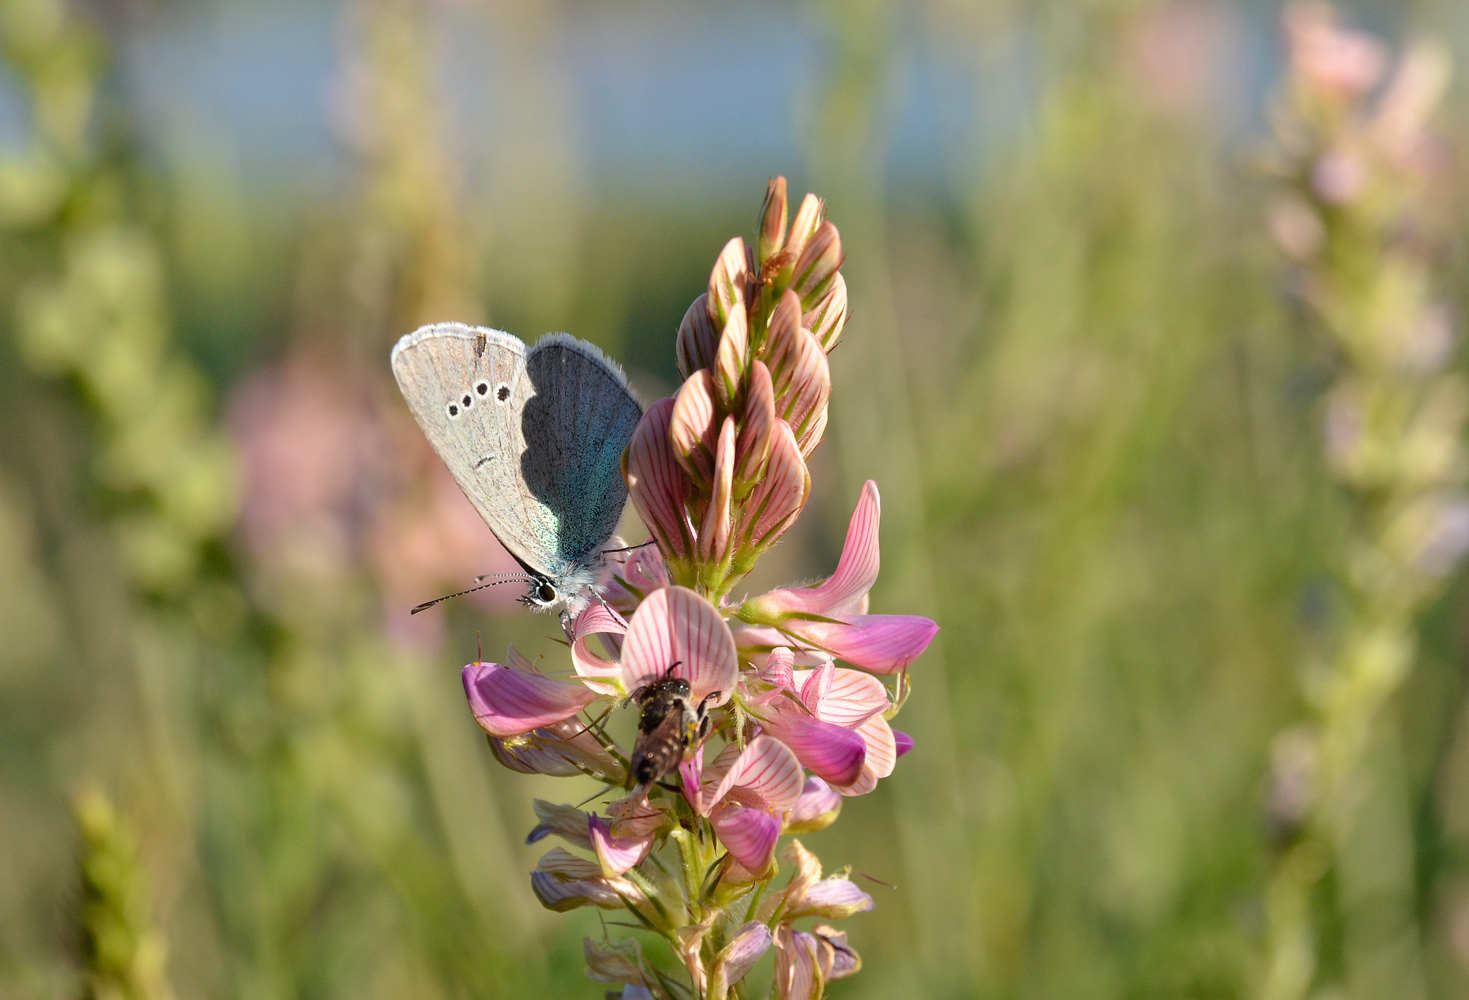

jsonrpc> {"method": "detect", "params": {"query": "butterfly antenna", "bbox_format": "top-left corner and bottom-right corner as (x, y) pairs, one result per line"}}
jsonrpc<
(410, 577), (531, 615)
(473, 571), (538, 584)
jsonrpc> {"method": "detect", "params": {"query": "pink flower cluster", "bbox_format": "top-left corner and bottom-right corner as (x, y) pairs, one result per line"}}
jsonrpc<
(459, 179), (936, 999)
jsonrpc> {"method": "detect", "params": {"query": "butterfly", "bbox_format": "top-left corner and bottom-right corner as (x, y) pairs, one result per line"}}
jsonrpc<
(391, 323), (643, 631)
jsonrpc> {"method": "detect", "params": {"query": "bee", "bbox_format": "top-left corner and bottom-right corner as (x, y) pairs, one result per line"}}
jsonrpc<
(628, 662), (720, 794)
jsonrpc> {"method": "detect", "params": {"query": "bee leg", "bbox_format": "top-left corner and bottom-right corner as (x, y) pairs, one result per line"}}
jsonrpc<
(656, 780), (683, 793)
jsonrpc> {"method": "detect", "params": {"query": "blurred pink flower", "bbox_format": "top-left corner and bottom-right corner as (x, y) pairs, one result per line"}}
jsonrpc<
(1284, 2), (1384, 102)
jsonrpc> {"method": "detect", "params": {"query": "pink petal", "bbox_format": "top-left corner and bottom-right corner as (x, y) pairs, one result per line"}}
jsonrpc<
(606, 794), (671, 839)
(733, 361), (776, 495)
(776, 328), (830, 458)
(707, 236), (749, 328)
(764, 646), (795, 690)
(713, 306), (748, 412)
(717, 921), (773, 985)
(679, 746), (703, 809)
(774, 926), (822, 1000)
(760, 709), (866, 788)
(791, 220), (842, 308)
(698, 416), (736, 564)
(700, 734), (805, 814)
(787, 877), (875, 920)
(804, 272), (847, 351)
(835, 714), (897, 797)
(746, 480), (880, 618)
(785, 776), (842, 834)
(488, 716), (625, 782)
(731, 420), (809, 562)
(764, 292), (806, 395)
(623, 398), (695, 565)
(590, 814), (656, 876)
(758, 176), (789, 259)
(571, 603), (629, 697)
(676, 293), (719, 380)
(894, 729), (914, 757)
(461, 661), (596, 738)
(795, 665), (888, 727)
(526, 799), (593, 848)
(798, 662), (833, 714)
(812, 925), (861, 981)
(670, 370), (719, 487)
(780, 194), (825, 282)
(800, 614), (939, 673)
(710, 802), (781, 871)
(620, 587), (737, 706)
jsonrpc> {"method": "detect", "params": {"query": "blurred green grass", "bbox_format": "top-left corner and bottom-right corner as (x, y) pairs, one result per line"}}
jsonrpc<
(3, 0), (1469, 998)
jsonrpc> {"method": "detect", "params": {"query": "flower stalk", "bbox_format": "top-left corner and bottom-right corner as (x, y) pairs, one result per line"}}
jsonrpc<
(458, 180), (936, 998)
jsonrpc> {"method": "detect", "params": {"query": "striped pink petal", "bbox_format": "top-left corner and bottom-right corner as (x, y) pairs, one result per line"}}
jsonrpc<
(804, 272), (847, 351)
(791, 220), (843, 309)
(745, 480), (880, 619)
(761, 708), (866, 788)
(461, 660), (596, 739)
(764, 646), (795, 690)
(698, 416), (736, 564)
(699, 734), (805, 815)
(758, 176), (789, 260)
(833, 713), (896, 797)
(799, 614), (939, 673)
(780, 194), (825, 284)
(795, 665), (889, 727)
(620, 586), (737, 706)
(788, 876), (874, 920)
(677, 293), (720, 380)
(571, 603), (628, 697)
(776, 327), (830, 459)
(764, 291), (806, 396)
(774, 926), (823, 1000)
(708, 236), (749, 328)
(624, 398), (695, 565)
(487, 716), (625, 782)
(733, 360), (775, 497)
(709, 921), (773, 1000)
(785, 776), (842, 834)
(670, 371), (719, 487)
(732, 420), (808, 562)
(713, 306), (748, 412)
(710, 802), (781, 872)
(590, 814), (656, 876)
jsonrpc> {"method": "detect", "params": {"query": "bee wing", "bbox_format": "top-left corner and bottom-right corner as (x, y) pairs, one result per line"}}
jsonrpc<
(629, 711), (688, 790)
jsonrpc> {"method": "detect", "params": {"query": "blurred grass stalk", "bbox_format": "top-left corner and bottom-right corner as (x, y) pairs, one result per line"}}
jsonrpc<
(1261, 7), (1464, 1000)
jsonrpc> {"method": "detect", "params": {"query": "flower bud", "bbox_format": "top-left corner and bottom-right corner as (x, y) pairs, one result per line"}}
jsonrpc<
(709, 236), (750, 328)
(670, 370), (719, 488)
(758, 176), (789, 264)
(676, 293), (720, 380)
(733, 360), (775, 499)
(791, 220), (843, 309)
(731, 420), (809, 573)
(714, 306), (748, 412)
(779, 329), (831, 458)
(785, 776), (842, 834)
(812, 925), (861, 981)
(698, 416), (736, 566)
(584, 937), (652, 987)
(763, 291), (805, 393)
(781, 193), (825, 283)
(804, 272), (847, 352)
(623, 398), (695, 566)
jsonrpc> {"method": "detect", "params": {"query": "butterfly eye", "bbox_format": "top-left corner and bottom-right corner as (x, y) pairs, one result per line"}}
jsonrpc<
(447, 403), (460, 418)
(475, 382), (489, 396)
(538, 582), (556, 603)
(496, 384), (511, 402)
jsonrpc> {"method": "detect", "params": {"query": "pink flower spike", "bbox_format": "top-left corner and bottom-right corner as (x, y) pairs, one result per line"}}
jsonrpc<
(620, 586), (738, 706)
(785, 776), (842, 834)
(571, 603), (629, 697)
(590, 814), (656, 876)
(710, 802), (782, 872)
(698, 416), (736, 564)
(624, 398), (695, 565)
(761, 708), (866, 788)
(461, 659), (596, 739)
(894, 730), (914, 757)
(677, 293), (720, 380)
(748, 480), (880, 619)
(802, 614), (939, 674)
(670, 371), (719, 488)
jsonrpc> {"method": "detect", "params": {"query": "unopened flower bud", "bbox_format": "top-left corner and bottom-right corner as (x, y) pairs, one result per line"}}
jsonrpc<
(782, 193), (825, 279)
(714, 307), (748, 412)
(779, 330), (831, 458)
(733, 360), (775, 499)
(804, 272), (848, 352)
(791, 221), (843, 309)
(709, 236), (750, 328)
(698, 416), (736, 566)
(624, 398), (695, 566)
(731, 420), (809, 573)
(763, 291), (806, 393)
(670, 371), (719, 488)
(677, 293), (720, 380)
(759, 176), (789, 264)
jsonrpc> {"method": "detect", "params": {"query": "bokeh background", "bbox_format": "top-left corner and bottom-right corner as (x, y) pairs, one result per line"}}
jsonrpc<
(3, 0), (1469, 997)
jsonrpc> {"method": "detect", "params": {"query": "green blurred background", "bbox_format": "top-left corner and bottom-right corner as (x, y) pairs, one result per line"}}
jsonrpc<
(2, 0), (1469, 997)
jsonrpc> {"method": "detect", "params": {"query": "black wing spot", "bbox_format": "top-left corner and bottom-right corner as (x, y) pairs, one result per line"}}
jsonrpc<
(462, 393), (473, 407)
(496, 384), (510, 402)
(476, 381), (490, 396)
(447, 403), (460, 418)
